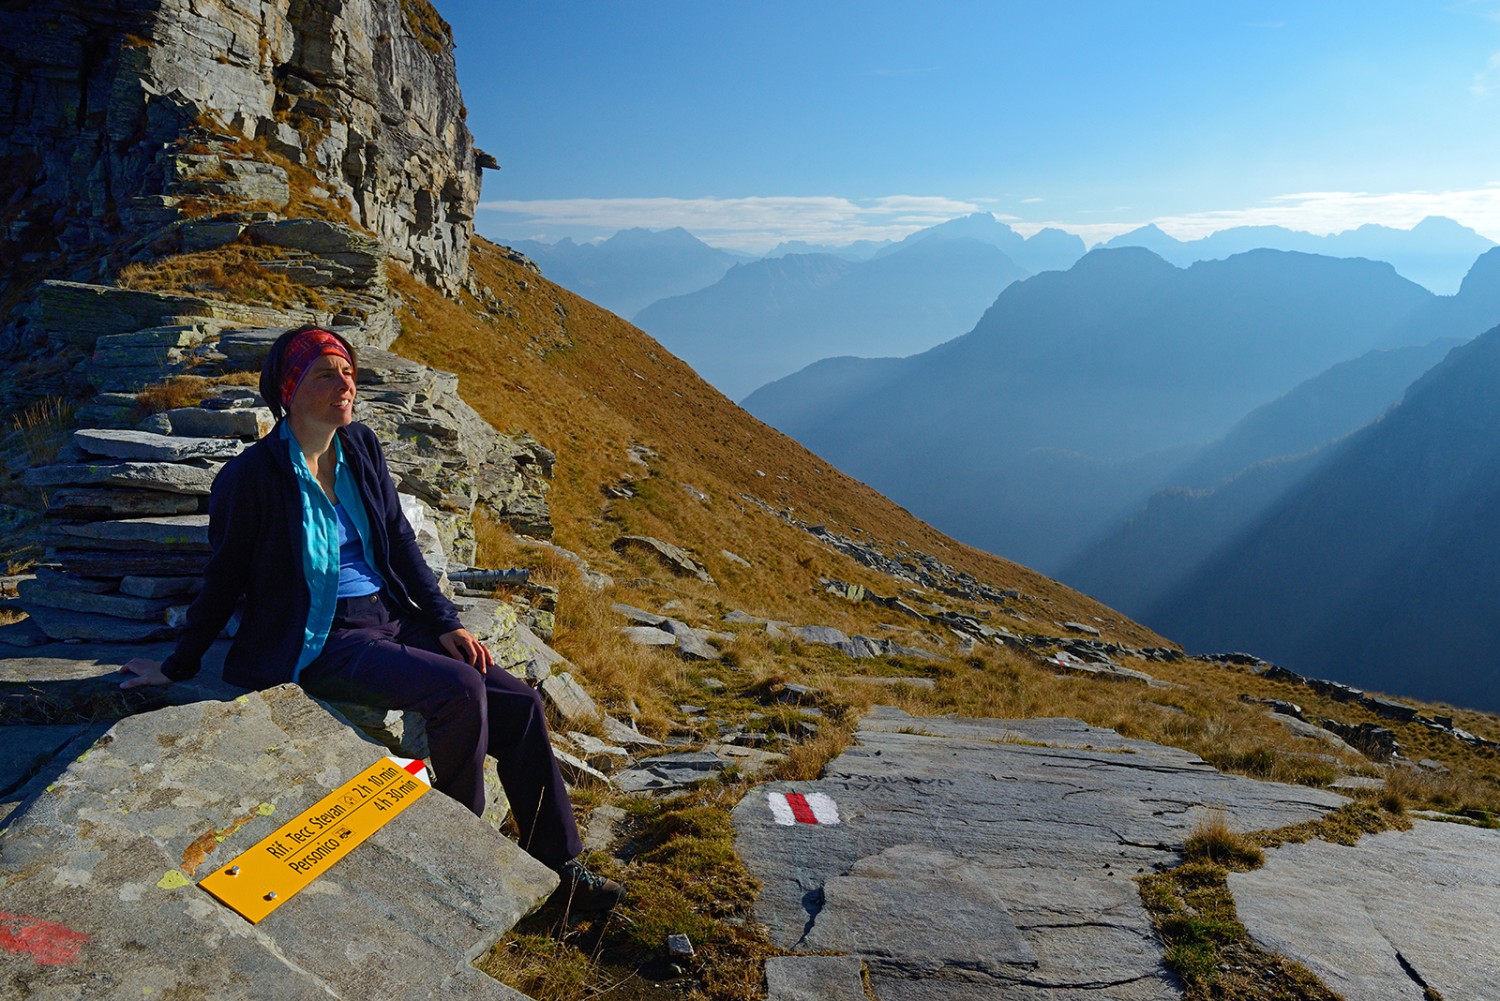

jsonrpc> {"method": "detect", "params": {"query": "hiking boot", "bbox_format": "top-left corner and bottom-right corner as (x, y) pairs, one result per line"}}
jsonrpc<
(551, 858), (626, 913)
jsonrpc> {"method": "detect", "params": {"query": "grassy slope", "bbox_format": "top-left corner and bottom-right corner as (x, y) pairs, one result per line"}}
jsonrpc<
(90, 232), (1496, 999)
(396, 239), (1158, 644)
(387, 243), (1500, 1001)
(389, 239), (1500, 787)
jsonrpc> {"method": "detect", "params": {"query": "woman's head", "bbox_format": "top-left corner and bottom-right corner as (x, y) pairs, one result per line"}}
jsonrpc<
(260, 325), (358, 420)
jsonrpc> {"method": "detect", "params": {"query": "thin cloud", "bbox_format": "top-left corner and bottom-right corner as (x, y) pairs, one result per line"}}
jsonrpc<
(1018, 187), (1500, 247)
(1148, 188), (1500, 240)
(478, 195), (984, 252)
(481, 188), (1500, 252)
(1472, 50), (1500, 96)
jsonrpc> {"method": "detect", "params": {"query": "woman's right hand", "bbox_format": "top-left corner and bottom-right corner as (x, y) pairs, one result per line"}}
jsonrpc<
(120, 658), (172, 690)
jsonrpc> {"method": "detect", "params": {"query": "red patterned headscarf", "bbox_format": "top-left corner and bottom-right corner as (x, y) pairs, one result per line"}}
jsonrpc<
(278, 329), (352, 411)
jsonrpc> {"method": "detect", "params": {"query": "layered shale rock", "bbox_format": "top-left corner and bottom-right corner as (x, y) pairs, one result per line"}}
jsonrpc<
(0, 0), (483, 304)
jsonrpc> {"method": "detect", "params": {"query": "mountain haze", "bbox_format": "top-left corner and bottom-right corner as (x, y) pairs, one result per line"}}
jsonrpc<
(1061, 245), (1500, 622)
(1143, 322), (1500, 712)
(1061, 337), (1465, 617)
(874, 211), (1086, 274)
(510, 227), (745, 318)
(745, 247), (1437, 570)
(1104, 215), (1494, 295)
(635, 236), (1030, 399)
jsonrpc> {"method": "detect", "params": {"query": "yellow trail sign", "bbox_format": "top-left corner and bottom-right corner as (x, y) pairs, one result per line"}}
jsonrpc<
(199, 755), (430, 923)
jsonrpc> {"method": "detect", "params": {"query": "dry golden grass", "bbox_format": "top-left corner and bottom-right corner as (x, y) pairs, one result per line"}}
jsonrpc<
(7, 396), (75, 466)
(388, 239), (1500, 812)
(1183, 810), (1265, 871)
(118, 243), (330, 311)
(371, 242), (1500, 1001)
(132, 372), (259, 416)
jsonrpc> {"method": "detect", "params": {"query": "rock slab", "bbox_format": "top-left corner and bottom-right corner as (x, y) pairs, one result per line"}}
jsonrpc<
(1229, 819), (1500, 1001)
(0, 685), (551, 1000)
(734, 707), (1349, 1000)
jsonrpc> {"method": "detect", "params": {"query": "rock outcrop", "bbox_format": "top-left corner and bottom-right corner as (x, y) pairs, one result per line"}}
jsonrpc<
(0, 684), (552, 999)
(0, 0), (483, 304)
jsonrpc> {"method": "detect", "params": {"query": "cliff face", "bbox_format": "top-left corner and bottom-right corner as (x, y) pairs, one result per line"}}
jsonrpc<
(0, 0), (481, 297)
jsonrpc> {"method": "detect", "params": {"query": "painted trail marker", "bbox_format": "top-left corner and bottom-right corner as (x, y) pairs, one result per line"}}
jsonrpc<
(768, 791), (840, 826)
(199, 756), (430, 923)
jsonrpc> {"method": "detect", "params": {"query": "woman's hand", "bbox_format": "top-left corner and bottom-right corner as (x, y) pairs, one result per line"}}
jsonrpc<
(120, 658), (172, 690)
(440, 627), (494, 675)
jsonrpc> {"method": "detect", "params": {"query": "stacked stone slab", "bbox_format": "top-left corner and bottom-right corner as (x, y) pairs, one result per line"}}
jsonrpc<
(19, 407), (257, 643)
(213, 327), (554, 553)
(0, 0), (485, 302)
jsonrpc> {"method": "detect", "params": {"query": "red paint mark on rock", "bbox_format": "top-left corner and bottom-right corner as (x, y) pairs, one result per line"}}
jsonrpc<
(785, 792), (818, 824)
(0, 912), (90, 966)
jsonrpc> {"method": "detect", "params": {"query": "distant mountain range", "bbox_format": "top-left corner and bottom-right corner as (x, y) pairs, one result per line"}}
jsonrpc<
(509, 227), (747, 318)
(635, 236), (1031, 400)
(744, 247), (1464, 571)
(1060, 337), (1466, 615)
(873, 212), (1087, 275)
(1138, 320), (1500, 711)
(1063, 247), (1500, 601)
(1104, 215), (1493, 295)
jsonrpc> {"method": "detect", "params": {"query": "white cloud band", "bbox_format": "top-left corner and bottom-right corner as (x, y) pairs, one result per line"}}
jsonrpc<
(481, 188), (1500, 250)
(478, 195), (983, 251)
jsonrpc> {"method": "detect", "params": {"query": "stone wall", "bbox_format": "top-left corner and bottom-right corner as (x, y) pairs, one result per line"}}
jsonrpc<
(0, 0), (483, 303)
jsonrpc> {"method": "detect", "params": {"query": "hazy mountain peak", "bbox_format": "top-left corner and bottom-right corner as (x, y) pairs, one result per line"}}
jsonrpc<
(1456, 245), (1500, 299)
(1070, 244), (1179, 277)
(602, 226), (712, 250)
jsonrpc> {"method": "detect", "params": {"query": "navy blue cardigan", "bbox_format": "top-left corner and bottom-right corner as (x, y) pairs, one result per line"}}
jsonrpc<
(161, 421), (463, 688)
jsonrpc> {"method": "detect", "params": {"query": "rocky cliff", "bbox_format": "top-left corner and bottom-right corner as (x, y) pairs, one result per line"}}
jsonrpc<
(0, 0), (484, 314)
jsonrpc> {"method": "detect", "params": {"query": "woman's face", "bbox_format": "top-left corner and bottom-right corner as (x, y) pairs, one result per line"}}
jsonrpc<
(287, 353), (356, 430)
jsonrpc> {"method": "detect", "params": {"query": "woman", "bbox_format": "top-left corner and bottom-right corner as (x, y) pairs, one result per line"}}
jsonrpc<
(121, 324), (622, 912)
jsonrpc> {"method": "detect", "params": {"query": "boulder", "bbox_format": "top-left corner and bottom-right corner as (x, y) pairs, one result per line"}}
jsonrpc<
(612, 603), (667, 627)
(614, 744), (785, 794)
(0, 685), (554, 1000)
(135, 405), (273, 439)
(663, 619), (722, 661)
(16, 576), (174, 621)
(765, 955), (868, 1001)
(539, 671), (602, 727)
(50, 515), (210, 551)
(42, 487), (199, 519)
(72, 429), (243, 463)
(621, 625), (676, 647)
(612, 536), (715, 584)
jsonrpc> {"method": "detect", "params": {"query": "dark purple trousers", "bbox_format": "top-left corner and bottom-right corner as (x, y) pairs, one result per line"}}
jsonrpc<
(299, 592), (582, 869)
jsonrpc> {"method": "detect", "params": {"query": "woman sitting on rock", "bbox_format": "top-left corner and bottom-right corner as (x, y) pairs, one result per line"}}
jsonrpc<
(121, 324), (622, 912)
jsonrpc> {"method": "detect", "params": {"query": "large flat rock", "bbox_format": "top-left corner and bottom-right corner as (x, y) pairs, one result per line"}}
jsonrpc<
(1229, 819), (1500, 1000)
(734, 707), (1348, 1000)
(0, 685), (552, 999)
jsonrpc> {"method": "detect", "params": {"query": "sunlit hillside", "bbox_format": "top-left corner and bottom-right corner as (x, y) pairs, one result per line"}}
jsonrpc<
(381, 241), (1500, 999)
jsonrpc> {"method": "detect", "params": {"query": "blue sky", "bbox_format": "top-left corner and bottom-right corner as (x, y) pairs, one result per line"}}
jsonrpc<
(441, 2), (1500, 252)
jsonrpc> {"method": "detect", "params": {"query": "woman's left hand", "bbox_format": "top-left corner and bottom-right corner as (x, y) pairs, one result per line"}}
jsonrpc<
(440, 627), (493, 675)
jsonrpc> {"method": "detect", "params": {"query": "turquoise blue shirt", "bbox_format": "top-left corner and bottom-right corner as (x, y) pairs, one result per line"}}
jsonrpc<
(283, 423), (386, 680)
(335, 502), (383, 597)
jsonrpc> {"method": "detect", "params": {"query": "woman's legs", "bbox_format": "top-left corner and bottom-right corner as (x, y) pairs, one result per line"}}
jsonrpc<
(300, 594), (581, 869)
